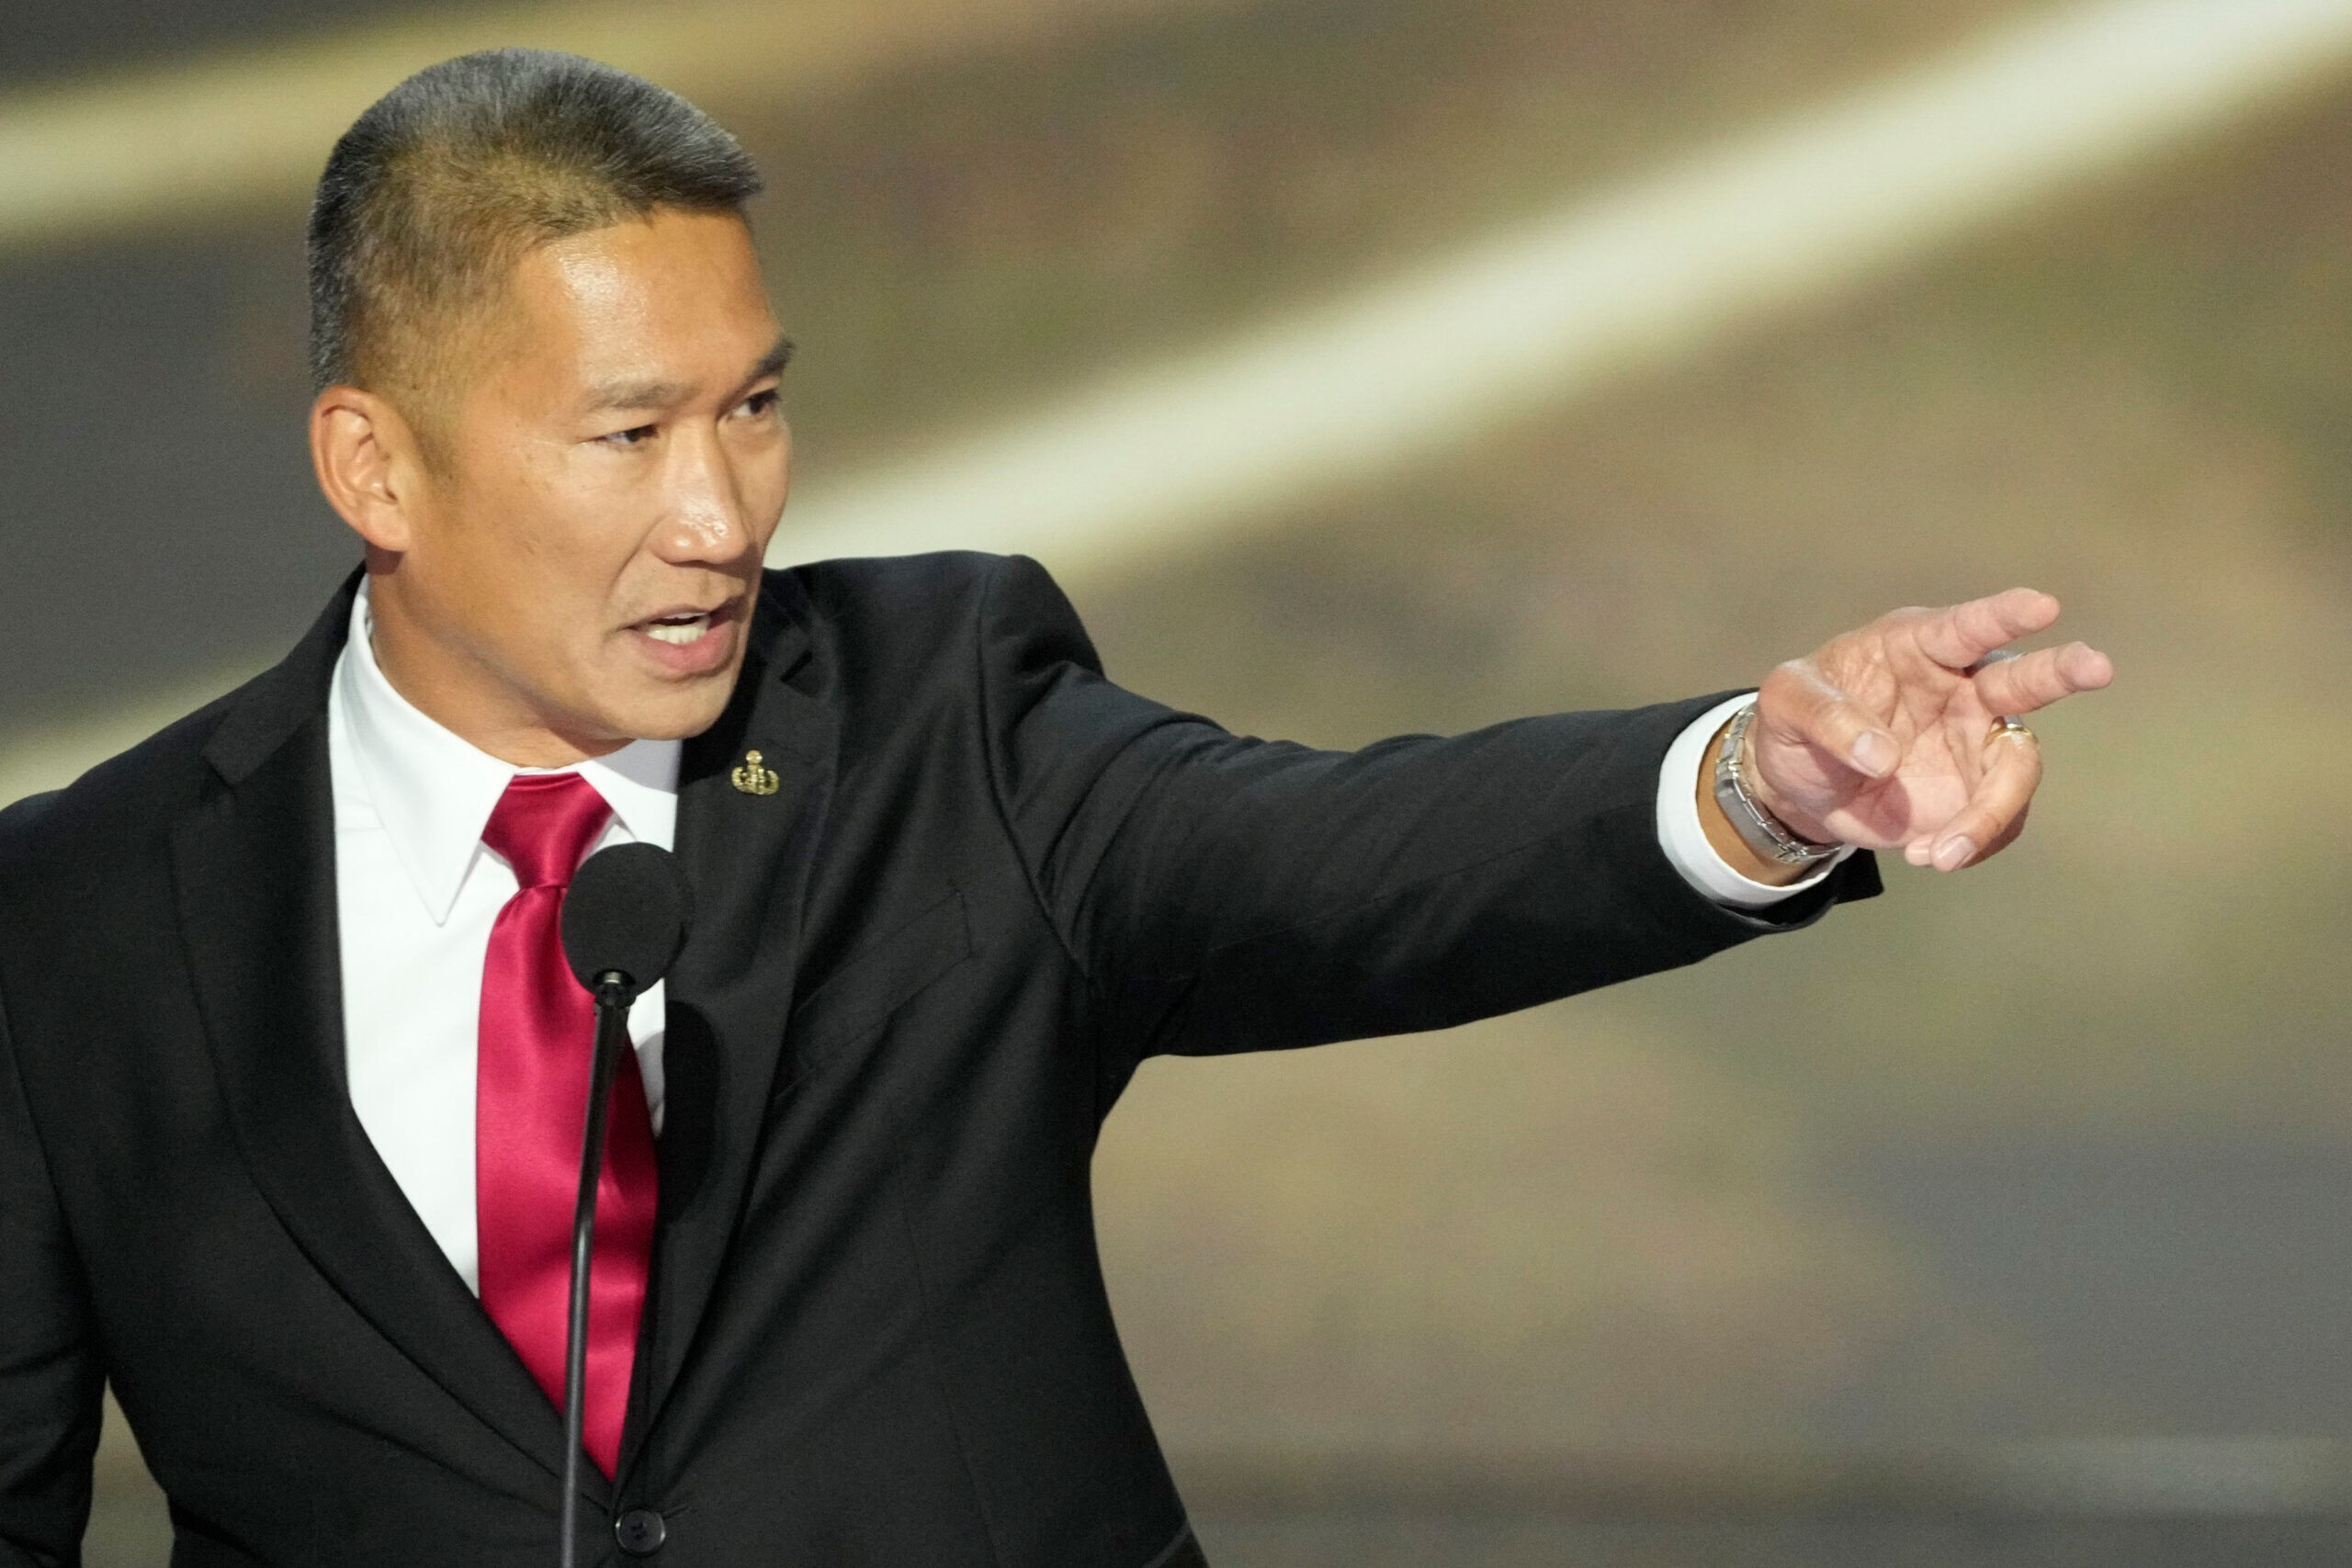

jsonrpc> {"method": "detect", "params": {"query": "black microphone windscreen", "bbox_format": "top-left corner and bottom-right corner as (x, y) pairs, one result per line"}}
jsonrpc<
(561, 842), (694, 998)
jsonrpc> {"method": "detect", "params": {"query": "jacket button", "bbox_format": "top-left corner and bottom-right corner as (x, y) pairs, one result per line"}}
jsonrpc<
(615, 1507), (667, 1555)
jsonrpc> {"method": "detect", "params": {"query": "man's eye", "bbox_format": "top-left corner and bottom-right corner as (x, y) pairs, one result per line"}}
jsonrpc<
(733, 389), (781, 420)
(597, 423), (659, 448)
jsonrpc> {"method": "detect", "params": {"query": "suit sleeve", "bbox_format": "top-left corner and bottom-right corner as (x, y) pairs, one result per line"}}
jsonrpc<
(0, 970), (103, 1566)
(977, 554), (1879, 1079)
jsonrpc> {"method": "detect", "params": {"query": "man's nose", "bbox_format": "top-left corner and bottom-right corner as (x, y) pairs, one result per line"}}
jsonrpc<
(652, 425), (758, 564)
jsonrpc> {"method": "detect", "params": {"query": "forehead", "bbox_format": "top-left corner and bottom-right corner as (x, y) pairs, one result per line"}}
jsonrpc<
(503, 209), (775, 390)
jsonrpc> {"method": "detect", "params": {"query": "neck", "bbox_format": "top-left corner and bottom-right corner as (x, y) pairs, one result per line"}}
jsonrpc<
(364, 579), (628, 771)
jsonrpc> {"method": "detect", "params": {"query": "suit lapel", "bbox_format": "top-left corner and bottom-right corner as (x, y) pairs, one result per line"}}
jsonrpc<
(638, 574), (837, 1442)
(169, 579), (582, 1492)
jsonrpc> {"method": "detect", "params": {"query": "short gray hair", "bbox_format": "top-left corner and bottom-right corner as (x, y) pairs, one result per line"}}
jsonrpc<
(306, 49), (763, 400)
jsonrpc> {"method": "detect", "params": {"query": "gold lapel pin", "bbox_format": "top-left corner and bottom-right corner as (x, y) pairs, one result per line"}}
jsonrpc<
(729, 750), (781, 796)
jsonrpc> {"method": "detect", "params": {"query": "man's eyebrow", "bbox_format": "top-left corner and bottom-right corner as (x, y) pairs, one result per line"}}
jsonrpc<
(582, 376), (693, 415)
(580, 339), (793, 415)
(743, 335), (796, 388)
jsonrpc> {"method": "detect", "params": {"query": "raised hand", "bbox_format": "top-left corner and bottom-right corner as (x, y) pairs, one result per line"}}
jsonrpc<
(1743, 589), (2113, 873)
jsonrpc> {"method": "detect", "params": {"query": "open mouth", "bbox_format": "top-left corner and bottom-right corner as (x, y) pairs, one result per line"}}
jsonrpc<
(640, 608), (723, 645)
(628, 598), (742, 672)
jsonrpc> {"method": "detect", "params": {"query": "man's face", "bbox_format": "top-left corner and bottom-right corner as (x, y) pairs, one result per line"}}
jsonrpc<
(379, 208), (791, 756)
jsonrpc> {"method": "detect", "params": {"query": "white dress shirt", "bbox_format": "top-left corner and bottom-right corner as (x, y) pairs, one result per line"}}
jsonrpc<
(329, 584), (1826, 1293)
(330, 584), (677, 1293)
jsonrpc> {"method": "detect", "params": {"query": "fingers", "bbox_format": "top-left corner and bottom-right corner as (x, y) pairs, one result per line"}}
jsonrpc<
(1757, 659), (1898, 779)
(1971, 640), (2114, 716)
(1909, 587), (2062, 671)
(1907, 724), (2043, 872)
(1905, 797), (2032, 869)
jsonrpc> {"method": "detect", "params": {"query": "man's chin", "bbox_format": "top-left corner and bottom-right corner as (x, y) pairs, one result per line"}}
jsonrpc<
(582, 666), (742, 747)
(615, 689), (738, 744)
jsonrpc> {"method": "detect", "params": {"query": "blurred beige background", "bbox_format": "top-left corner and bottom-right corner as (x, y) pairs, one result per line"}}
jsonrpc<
(7, 1), (2352, 1562)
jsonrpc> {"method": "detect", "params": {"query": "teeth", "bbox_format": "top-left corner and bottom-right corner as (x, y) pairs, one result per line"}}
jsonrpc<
(646, 615), (709, 645)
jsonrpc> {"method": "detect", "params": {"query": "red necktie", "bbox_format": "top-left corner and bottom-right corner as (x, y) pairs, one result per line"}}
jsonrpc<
(476, 773), (659, 1480)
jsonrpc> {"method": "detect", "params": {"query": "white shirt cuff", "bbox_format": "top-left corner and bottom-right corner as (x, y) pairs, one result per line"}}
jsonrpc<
(1656, 694), (1853, 910)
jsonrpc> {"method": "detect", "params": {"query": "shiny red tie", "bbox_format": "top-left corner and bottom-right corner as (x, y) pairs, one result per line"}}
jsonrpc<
(477, 773), (659, 1480)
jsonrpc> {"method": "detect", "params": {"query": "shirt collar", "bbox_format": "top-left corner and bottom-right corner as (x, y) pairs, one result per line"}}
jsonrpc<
(334, 581), (681, 925)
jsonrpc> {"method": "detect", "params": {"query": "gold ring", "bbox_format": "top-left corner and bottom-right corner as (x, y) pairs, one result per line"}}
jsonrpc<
(1988, 715), (2036, 745)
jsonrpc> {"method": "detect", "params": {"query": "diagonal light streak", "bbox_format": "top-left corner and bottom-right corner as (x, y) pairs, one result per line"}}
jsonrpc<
(768, 0), (2352, 578)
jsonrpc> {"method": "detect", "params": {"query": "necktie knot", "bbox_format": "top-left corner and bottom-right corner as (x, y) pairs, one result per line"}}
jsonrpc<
(482, 773), (614, 890)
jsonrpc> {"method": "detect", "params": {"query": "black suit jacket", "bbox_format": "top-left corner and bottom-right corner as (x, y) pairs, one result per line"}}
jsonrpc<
(0, 553), (1875, 1566)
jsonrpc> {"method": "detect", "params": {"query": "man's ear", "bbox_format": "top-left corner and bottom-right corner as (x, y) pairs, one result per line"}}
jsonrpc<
(310, 384), (430, 553)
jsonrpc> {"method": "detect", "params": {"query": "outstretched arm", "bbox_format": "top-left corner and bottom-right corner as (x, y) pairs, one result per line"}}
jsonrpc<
(980, 557), (1882, 1082)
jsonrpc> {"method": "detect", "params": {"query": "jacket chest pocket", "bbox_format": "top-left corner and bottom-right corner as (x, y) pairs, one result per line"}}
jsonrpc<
(782, 888), (972, 1087)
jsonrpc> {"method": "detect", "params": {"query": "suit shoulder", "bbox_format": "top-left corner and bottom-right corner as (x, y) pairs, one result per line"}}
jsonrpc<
(767, 549), (1037, 621)
(0, 685), (242, 881)
(769, 551), (1092, 661)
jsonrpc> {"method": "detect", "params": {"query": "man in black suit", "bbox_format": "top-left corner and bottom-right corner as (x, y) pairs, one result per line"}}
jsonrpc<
(0, 50), (2110, 1568)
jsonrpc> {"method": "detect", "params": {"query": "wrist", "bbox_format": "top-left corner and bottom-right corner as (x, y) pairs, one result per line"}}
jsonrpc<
(1702, 704), (1839, 883)
(1734, 720), (1828, 845)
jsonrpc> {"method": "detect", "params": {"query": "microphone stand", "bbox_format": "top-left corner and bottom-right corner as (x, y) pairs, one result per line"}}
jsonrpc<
(561, 971), (633, 1568)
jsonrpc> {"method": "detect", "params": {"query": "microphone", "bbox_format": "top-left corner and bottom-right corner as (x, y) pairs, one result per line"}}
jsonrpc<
(554, 842), (692, 1568)
(562, 841), (693, 1004)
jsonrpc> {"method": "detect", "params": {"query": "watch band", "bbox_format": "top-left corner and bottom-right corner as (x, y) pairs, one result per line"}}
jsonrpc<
(1712, 703), (1841, 868)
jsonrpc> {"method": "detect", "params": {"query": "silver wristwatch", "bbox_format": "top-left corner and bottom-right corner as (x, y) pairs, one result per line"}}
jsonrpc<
(1712, 702), (1840, 868)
